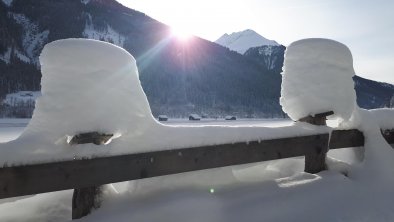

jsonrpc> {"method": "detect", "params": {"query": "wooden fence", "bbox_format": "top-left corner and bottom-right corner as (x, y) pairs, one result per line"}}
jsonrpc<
(0, 128), (393, 219)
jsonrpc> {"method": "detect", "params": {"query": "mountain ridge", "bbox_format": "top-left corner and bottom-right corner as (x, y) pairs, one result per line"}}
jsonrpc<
(0, 0), (393, 118)
(215, 29), (279, 54)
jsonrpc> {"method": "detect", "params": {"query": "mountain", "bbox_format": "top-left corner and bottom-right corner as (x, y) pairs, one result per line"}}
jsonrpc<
(0, 0), (282, 118)
(353, 76), (394, 109)
(215, 29), (279, 54)
(244, 45), (286, 73)
(0, 0), (392, 119)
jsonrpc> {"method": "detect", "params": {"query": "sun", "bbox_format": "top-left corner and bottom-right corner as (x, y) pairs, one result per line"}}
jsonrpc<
(170, 27), (192, 41)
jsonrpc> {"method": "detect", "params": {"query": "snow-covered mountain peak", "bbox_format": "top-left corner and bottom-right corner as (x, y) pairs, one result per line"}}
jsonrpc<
(215, 29), (279, 54)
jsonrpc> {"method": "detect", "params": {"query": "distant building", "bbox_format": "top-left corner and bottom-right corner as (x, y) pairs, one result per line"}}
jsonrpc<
(158, 115), (168, 121)
(189, 114), (201, 121)
(225, 116), (236, 120)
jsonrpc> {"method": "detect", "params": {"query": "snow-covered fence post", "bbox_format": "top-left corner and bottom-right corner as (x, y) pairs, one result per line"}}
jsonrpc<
(72, 186), (103, 219)
(70, 132), (113, 219)
(26, 39), (157, 219)
(300, 111), (332, 173)
(280, 39), (358, 173)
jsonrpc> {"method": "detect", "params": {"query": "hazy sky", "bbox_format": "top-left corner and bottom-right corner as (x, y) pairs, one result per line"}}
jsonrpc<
(117, 0), (394, 84)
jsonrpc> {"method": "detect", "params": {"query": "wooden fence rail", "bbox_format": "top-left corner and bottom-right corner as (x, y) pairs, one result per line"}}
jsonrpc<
(0, 133), (329, 199)
(0, 129), (379, 200)
(0, 128), (393, 219)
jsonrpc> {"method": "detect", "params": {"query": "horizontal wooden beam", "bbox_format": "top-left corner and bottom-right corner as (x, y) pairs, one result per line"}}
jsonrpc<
(329, 129), (364, 149)
(0, 134), (328, 199)
(1, 127), (392, 200)
(329, 129), (394, 149)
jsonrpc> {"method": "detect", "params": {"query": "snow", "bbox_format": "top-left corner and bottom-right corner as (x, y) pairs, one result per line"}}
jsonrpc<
(1, 0), (12, 7)
(2, 91), (41, 106)
(0, 190), (72, 222)
(14, 49), (31, 63)
(1, 109), (394, 221)
(0, 47), (11, 64)
(215, 29), (279, 54)
(0, 119), (28, 142)
(8, 13), (49, 65)
(369, 108), (394, 129)
(258, 45), (277, 70)
(1, 38), (394, 221)
(280, 38), (357, 122)
(163, 118), (292, 127)
(0, 38), (328, 166)
(258, 45), (274, 56)
(81, 0), (90, 4)
(82, 13), (125, 47)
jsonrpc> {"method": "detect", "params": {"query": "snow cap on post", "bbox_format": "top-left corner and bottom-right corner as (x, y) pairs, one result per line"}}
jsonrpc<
(26, 39), (154, 139)
(280, 38), (357, 122)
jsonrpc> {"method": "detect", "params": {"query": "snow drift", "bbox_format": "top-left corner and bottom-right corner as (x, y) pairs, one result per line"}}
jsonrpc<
(31, 39), (155, 138)
(280, 38), (357, 122)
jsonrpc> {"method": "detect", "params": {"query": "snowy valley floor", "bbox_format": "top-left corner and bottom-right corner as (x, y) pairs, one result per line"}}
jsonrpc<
(0, 118), (394, 222)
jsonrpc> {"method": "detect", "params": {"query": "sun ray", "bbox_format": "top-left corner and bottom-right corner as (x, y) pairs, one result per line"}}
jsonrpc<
(171, 27), (192, 41)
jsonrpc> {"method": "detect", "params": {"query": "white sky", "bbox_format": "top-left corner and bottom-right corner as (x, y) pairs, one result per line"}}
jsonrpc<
(117, 0), (394, 84)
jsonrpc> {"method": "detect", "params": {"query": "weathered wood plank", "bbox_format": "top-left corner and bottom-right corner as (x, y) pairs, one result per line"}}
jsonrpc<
(72, 186), (102, 219)
(329, 129), (365, 149)
(299, 111), (332, 173)
(298, 111), (334, 126)
(0, 134), (328, 199)
(304, 138), (329, 174)
(69, 132), (113, 145)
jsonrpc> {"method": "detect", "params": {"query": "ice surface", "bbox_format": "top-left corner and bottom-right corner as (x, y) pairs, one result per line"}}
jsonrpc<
(280, 38), (357, 122)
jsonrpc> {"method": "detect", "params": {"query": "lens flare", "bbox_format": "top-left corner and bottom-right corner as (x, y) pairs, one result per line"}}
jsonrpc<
(171, 27), (191, 41)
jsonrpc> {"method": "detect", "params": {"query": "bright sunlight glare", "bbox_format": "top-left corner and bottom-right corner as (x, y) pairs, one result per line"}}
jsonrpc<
(171, 27), (192, 41)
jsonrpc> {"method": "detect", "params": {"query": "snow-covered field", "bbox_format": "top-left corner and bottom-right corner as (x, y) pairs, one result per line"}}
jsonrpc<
(0, 118), (29, 142)
(0, 118), (307, 222)
(0, 118), (393, 222)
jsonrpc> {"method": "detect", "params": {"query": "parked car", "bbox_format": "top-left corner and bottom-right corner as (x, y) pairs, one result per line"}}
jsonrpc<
(158, 115), (168, 121)
(189, 114), (201, 121)
(225, 115), (236, 120)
